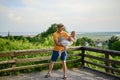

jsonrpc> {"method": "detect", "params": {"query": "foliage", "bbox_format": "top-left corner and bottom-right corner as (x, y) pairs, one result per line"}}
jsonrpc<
(0, 38), (34, 51)
(111, 41), (120, 51)
(41, 24), (57, 37)
(0, 24), (62, 51)
(75, 37), (94, 46)
(107, 36), (119, 50)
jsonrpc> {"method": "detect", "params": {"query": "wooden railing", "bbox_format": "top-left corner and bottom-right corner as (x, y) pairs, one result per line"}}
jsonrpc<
(0, 47), (80, 73)
(0, 46), (120, 78)
(81, 46), (120, 78)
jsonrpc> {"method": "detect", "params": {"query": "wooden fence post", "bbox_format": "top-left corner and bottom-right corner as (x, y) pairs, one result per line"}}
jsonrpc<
(105, 53), (110, 73)
(11, 51), (16, 75)
(81, 47), (85, 67)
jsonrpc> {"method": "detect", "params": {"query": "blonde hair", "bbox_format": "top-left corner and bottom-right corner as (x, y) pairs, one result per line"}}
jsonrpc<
(71, 31), (76, 36)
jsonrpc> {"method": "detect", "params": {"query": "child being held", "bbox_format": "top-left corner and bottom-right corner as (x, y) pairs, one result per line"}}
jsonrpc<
(59, 31), (76, 56)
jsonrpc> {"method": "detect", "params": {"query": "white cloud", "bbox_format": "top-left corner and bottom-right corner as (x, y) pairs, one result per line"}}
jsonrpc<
(0, 0), (120, 32)
(8, 12), (23, 23)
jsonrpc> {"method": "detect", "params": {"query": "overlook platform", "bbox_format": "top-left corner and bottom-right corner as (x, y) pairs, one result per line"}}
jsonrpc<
(0, 67), (119, 80)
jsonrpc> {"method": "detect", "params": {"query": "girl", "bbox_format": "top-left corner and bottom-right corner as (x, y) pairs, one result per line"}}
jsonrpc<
(59, 31), (76, 56)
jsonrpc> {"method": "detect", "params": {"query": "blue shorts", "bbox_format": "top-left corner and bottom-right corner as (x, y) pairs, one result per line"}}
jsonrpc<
(51, 50), (67, 62)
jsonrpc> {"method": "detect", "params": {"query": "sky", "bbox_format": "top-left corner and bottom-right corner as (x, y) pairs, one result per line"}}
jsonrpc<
(0, 0), (120, 33)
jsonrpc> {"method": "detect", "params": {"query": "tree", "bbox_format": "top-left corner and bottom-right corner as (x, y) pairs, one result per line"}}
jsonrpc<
(111, 41), (120, 51)
(110, 40), (120, 68)
(75, 37), (94, 46)
(75, 38), (82, 46)
(40, 23), (67, 37)
(41, 23), (57, 37)
(107, 36), (119, 49)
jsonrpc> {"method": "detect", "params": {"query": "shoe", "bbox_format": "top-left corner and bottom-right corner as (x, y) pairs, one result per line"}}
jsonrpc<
(62, 75), (67, 80)
(44, 73), (51, 78)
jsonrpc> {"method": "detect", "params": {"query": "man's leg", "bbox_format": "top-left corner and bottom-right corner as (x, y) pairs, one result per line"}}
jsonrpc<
(62, 61), (67, 77)
(61, 51), (67, 79)
(48, 61), (54, 74)
(45, 50), (59, 78)
(45, 61), (54, 78)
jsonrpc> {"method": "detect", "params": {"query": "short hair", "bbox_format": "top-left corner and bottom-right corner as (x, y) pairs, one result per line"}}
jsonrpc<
(57, 23), (64, 28)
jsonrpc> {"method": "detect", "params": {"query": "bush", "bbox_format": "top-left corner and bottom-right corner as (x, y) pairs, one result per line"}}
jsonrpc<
(111, 41), (120, 51)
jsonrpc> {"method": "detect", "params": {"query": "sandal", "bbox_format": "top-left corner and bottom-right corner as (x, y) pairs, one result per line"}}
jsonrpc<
(62, 75), (67, 80)
(45, 73), (51, 78)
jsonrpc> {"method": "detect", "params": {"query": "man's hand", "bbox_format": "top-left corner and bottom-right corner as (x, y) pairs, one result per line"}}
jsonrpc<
(54, 39), (63, 47)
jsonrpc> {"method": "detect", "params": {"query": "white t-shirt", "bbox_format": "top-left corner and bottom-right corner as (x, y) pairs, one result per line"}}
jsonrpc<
(61, 39), (71, 47)
(58, 36), (75, 47)
(61, 36), (75, 47)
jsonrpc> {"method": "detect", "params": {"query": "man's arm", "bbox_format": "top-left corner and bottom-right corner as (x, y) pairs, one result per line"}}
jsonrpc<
(54, 39), (63, 47)
(53, 33), (64, 47)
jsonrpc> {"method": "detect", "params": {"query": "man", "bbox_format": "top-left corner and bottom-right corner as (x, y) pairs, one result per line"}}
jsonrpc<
(45, 24), (69, 80)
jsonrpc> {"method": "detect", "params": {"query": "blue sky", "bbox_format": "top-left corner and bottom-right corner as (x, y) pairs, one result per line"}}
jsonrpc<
(0, 0), (120, 33)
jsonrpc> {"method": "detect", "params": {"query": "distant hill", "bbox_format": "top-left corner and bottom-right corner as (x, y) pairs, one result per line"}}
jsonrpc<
(76, 32), (120, 40)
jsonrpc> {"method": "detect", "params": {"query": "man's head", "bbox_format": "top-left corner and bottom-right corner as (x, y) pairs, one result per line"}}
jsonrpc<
(57, 23), (64, 33)
(57, 23), (64, 28)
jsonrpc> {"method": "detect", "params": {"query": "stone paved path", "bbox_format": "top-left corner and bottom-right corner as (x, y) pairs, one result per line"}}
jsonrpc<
(0, 68), (119, 80)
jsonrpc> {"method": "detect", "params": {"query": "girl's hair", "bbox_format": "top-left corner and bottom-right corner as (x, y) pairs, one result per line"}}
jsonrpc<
(71, 31), (76, 35)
